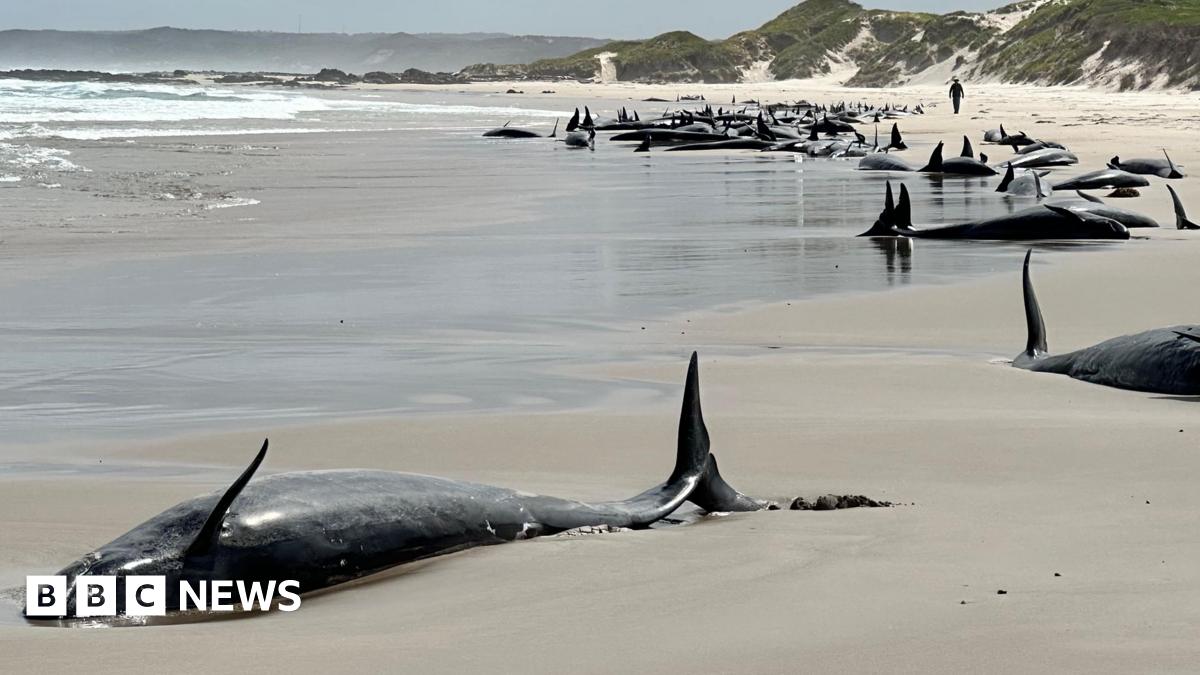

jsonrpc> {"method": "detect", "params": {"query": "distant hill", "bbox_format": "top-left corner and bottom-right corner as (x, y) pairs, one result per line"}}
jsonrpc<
(0, 27), (610, 74)
(462, 0), (1200, 90)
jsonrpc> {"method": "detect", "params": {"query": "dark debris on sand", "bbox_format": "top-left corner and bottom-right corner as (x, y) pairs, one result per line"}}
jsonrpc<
(789, 494), (893, 511)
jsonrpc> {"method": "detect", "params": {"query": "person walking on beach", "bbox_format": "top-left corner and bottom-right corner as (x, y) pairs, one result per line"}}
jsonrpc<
(949, 77), (965, 114)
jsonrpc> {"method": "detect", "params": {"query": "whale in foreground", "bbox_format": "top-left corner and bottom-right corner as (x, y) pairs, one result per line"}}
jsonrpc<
(1014, 251), (1200, 394)
(857, 182), (1128, 240)
(26, 354), (766, 621)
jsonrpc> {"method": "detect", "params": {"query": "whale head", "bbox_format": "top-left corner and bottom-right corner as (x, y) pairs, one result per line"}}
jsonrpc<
(26, 440), (269, 621)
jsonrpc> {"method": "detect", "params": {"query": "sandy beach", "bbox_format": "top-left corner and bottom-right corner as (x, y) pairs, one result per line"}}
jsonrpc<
(4, 78), (1200, 672)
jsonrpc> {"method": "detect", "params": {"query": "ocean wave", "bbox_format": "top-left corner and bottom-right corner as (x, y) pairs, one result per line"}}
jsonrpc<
(0, 79), (564, 144)
(204, 197), (261, 210)
(0, 142), (88, 172)
(0, 125), (351, 140)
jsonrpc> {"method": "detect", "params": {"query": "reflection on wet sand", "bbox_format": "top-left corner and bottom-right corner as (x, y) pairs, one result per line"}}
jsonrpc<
(0, 109), (1122, 443)
(870, 237), (913, 285)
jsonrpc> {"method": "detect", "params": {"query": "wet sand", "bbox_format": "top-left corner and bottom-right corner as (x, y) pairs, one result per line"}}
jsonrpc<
(3, 80), (1200, 672)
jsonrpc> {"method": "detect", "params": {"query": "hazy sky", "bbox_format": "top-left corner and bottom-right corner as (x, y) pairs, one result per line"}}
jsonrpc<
(6, 1), (1012, 38)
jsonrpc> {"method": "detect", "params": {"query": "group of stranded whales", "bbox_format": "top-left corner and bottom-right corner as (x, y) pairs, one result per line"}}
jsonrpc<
(481, 100), (1189, 243)
(27, 354), (798, 622)
(484, 98), (923, 159)
(25, 101), (1197, 623)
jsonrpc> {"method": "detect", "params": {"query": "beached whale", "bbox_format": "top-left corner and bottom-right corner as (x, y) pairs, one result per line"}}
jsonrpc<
(996, 164), (1052, 198)
(858, 153), (916, 171)
(858, 182), (1128, 240)
(1016, 140), (1067, 155)
(26, 354), (766, 620)
(1000, 147), (1079, 169)
(919, 140), (997, 176)
(561, 128), (595, 150)
(1108, 151), (1184, 179)
(1052, 168), (1149, 191)
(482, 120), (558, 139)
(664, 138), (775, 152)
(1014, 251), (1200, 394)
(1052, 191), (1159, 229)
(610, 129), (726, 144)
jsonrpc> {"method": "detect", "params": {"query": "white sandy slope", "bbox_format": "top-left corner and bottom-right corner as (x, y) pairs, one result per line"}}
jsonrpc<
(3, 80), (1200, 672)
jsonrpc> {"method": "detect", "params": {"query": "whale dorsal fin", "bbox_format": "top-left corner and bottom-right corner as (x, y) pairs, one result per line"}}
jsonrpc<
(1022, 250), (1048, 358)
(549, 119), (558, 139)
(997, 163), (1015, 193)
(919, 142), (944, 172)
(185, 439), (269, 560)
(960, 135), (973, 158)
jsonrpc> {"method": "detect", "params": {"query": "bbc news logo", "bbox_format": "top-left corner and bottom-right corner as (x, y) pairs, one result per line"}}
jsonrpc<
(26, 576), (302, 617)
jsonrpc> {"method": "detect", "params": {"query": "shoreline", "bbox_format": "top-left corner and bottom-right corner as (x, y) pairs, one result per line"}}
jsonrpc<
(5, 80), (1200, 670)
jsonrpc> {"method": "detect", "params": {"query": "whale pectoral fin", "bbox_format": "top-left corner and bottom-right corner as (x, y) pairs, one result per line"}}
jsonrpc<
(184, 439), (269, 560)
(1044, 204), (1084, 222)
(1173, 331), (1200, 345)
(1164, 150), (1183, 179)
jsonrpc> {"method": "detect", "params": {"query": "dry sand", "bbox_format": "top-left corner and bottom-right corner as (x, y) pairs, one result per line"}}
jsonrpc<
(4, 79), (1200, 672)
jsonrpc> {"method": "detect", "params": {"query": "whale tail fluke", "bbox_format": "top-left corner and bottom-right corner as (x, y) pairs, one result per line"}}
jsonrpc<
(669, 352), (710, 486)
(858, 181), (899, 237)
(688, 454), (770, 512)
(1167, 185), (1200, 230)
(1020, 250), (1048, 362)
(893, 183), (914, 233)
